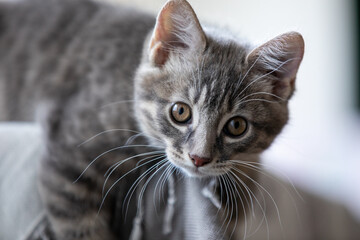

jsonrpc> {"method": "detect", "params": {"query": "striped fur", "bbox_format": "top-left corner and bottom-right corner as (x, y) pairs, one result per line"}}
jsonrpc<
(0, 0), (304, 239)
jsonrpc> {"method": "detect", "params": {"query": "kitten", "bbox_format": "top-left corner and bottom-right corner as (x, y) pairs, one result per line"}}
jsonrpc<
(0, 0), (304, 239)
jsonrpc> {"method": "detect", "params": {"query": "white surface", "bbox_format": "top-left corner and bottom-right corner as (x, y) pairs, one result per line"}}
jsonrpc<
(0, 123), (44, 240)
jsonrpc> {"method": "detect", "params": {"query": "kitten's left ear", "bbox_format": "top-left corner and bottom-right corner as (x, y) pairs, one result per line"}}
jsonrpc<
(149, 0), (207, 66)
(246, 32), (305, 99)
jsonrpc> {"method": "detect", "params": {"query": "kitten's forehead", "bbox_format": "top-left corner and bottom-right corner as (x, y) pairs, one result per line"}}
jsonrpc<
(186, 39), (248, 112)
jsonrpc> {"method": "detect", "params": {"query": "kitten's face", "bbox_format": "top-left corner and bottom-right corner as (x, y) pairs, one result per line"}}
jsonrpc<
(134, 0), (303, 178)
(135, 41), (288, 178)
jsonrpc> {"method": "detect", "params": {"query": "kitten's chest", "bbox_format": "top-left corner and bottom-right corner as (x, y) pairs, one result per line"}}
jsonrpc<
(112, 175), (229, 240)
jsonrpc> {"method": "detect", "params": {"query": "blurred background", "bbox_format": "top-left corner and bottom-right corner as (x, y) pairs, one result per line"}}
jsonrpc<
(104, 0), (360, 221)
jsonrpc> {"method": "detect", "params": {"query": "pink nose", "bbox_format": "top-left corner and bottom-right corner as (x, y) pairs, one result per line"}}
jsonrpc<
(189, 154), (211, 167)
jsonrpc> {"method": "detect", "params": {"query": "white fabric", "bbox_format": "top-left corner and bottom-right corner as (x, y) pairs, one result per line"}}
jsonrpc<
(0, 123), (44, 240)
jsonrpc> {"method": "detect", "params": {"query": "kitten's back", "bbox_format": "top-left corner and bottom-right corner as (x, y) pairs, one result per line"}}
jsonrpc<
(0, 0), (155, 121)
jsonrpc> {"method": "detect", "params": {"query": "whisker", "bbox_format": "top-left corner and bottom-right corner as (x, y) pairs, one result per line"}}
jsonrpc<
(230, 160), (303, 232)
(152, 164), (173, 213)
(215, 176), (224, 217)
(217, 175), (232, 237)
(225, 173), (240, 240)
(237, 91), (285, 104)
(160, 166), (177, 203)
(160, 165), (176, 204)
(229, 169), (254, 216)
(123, 159), (168, 218)
(98, 158), (167, 215)
(78, 128), (164, 148)
(216, 176), (226, 231)
(223, 168), (254, 236)
(126, 161), (170, 218)
(102, 152), (166, 196)
(228, 169), (270, 240)
(137, 162), (171, 211)
(228, 169), (253, 215)
(104, 151), (165, 178)
(77, 129), (141, 147)
(230, 167), (284, 232)
(74, 144), (163, 183)
(236, 52), (263, 89)
(124, 133), (144, 146)
(125, 132), (164, 147)
(135, 152), (166, 167)
(235, 57), (298, 100)
(248, 189), (270, 240)
(235, 98), (281, 108)
(106, 155), (166, 199)
(229, 160), (304, 202)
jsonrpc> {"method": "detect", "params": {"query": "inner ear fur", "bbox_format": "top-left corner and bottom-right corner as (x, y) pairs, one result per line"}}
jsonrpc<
(149, 0), (207, 66)
(246, 32), (305, 99)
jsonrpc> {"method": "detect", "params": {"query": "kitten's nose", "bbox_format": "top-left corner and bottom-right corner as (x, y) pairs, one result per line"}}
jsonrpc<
(189, 154), (211, 167)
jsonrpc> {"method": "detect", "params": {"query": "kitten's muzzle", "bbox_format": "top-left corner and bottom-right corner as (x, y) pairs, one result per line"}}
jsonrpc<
(189, 154), (211, 167)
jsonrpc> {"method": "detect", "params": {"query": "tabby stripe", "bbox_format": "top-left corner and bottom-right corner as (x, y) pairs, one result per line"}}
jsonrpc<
(41, 177), (100, 209)
(47, 203), (81, 219)
(44, 159), (99, 191)
(192, 87), (201, 105)
(64, 229), (92, 239)
(252, 120), (282, 136)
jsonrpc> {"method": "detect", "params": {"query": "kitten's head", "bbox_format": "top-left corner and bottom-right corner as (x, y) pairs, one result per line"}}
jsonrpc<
(134, 0), (304, 178)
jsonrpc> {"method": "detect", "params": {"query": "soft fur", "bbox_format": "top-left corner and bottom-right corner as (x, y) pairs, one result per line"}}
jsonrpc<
(0, 0), (304, 239)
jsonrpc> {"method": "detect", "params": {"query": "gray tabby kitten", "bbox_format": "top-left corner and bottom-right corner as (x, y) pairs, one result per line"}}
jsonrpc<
(0, 0), (304, 239)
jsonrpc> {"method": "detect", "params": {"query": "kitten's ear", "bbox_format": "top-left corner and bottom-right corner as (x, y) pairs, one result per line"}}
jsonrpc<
(149, 0), (206, 66)
(246, 32), (304, 99)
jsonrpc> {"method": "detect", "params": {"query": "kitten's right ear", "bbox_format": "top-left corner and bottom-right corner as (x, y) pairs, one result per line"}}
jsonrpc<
(149, 0), (206, 66)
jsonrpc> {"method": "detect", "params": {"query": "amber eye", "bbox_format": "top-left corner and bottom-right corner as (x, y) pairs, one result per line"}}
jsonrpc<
(170, 102), (192, 124)
(224, 117), (247, 137)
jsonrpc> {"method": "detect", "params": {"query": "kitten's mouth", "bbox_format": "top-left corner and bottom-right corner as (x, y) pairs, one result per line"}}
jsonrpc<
(167, 150), (227, 178)
(168, 156), (208, 177)
(169, 158), (225, 178)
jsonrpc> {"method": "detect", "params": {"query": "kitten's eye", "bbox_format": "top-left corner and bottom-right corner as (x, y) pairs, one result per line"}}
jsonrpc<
(224, 117), (247, 137)
(170, 102), (192, 124)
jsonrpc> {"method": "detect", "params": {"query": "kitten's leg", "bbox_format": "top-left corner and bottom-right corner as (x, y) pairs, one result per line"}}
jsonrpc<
(39, 151), (119, 240)
(36, 99), (141, 239)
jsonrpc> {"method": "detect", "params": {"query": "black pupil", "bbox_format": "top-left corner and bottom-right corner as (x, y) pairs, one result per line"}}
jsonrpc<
(178, 107), (184, 115)
(233, 120), (240, 129)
